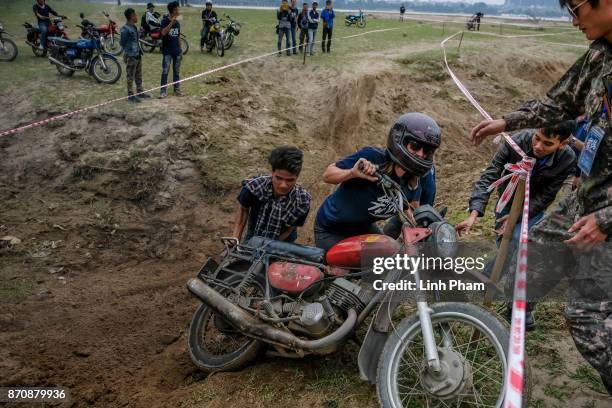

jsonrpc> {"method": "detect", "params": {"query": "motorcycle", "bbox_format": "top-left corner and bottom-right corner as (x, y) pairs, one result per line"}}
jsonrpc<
(187, 167), (521, 407)
(47, 24), (122, 84)
(345, 9), (366, 28)
(139, 26), (189, 55)
(201, 17), (224, 57)
(0, 21), (18, 62)
(79, 11), (122, 56)
(221, 13), (241, 50)
(24, 16), (69, 57)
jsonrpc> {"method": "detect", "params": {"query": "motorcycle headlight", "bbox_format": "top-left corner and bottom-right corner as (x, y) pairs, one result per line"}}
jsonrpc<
(57, 22), (64, 30)
(214, 22), (220, 29)
(429, 222), (458, 258)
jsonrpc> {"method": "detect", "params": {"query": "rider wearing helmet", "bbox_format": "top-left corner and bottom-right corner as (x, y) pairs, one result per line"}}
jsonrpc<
(314, 112), (441, 251)
(200, 1), (218, 51)
(143, 2), (161, 34)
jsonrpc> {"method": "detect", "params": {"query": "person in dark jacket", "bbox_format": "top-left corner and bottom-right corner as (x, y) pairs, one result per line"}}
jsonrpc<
(320, 0), (335, 53)
(120, 8), (151, 103)
(159, 1), (182, 98)
(458, 122), (576, 330)
(289, 0), (299, 55)
(200, 1), (217, 51)
(458, 123), (576, 241)
(297, 2), (309, 53)
(277, 0), (292, 56)
(400, 4), (406, 22)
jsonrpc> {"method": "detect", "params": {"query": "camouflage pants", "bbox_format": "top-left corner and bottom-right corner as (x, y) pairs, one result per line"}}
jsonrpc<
(527, 192), (612, 394)
(124, 55), (143, 96)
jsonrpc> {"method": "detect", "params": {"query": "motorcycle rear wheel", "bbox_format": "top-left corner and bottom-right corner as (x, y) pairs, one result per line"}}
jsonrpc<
(91, 55), (122, 84)
(139, 37), (156, 53)
(0, 38), (18, 62)
(188, 271), (265, 373)
(377, 302), (531, 408)
(180, 36), (189, 55)
(103, 36), (123, 56)
(224, 33), (234, 50)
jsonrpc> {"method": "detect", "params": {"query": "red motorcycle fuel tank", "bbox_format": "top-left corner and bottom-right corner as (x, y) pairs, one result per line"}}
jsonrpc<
(268, 262), (323, 294)
(325, 234), (400, 268)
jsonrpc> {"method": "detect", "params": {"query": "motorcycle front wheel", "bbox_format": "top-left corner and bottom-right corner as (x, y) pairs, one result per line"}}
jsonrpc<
(0, 38), (18, 62)
(91, 54), (122, 84)
(224, 33), (234, 50)
(377, 302), (529, 408)
(180, 36), (189, 55)
(103, 35), (123, 56)
(215, 36), (224, 57)
(188, 271), (265, 373)
(358, 19), (366, 28)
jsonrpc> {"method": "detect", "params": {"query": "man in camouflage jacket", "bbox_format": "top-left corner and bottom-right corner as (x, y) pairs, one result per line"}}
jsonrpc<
(470, 0), (612, 394)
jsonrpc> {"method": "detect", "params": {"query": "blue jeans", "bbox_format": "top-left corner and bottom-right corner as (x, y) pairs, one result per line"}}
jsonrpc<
(308, 28), (317, 54)
(160, 53), (181, 94)
(483, 211), (545, 278)
(38, 21), (49, 49)
(290, 26), (297, 53)
(277, 27), (290, 54)
(200, 25), (210, 48)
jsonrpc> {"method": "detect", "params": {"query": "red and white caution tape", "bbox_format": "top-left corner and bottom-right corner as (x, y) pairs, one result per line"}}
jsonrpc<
(439, 28), (581, 408)
(1, 26), (412, 139)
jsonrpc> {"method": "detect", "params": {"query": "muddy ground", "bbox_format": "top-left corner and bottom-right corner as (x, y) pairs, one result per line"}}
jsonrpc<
(1, 38), (611, 408)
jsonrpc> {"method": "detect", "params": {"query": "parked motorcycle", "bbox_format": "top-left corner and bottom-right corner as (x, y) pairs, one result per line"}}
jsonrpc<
(139, 26), (189, 55)
(0, 21), (18, 62)
(187, 167), (521, 407)
(345, 9), (366, 28)
(79, 11), (122, 55)
(203, 17), (224, 57)
(221, 14), (241, 50)
(47, 24), (121, 84)
(24, 16), (69, 57)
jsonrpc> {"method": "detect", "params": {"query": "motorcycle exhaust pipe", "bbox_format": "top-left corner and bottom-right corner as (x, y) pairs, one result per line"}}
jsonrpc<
(187, 278), (357, 351)
(25, 40), (37, 47)
(48, 56), (76, 71)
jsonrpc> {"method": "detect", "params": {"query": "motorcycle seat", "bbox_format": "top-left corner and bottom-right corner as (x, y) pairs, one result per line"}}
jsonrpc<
(247, 236), (325, 263)
(50, 38), (79, 46)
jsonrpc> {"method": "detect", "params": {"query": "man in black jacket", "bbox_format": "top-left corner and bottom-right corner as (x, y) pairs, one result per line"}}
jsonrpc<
(457, 122), (576, 328)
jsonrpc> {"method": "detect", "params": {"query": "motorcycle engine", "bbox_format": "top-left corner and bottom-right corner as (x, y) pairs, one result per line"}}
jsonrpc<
(326, 278), (372, 315)
(73, 59), (86, 68)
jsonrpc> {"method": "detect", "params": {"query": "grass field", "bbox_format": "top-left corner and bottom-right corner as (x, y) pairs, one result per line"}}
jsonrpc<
(0, 0), (587, 116)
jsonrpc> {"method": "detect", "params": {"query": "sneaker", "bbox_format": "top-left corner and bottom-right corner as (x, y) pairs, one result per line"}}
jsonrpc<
(136, 93), (151, 99)
(174, 91), (184, 97)
(128, 95), (141, 103)
(159, 92), (167, 99)
(293, 50), (298, 55)
(38, 44), (44, 50)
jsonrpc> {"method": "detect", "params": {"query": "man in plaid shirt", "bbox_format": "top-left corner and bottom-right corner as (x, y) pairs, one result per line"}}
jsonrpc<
(233, 146), (311, 243)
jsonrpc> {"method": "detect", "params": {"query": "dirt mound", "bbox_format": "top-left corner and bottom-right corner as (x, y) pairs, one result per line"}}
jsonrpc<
(2, 42), (608, 407)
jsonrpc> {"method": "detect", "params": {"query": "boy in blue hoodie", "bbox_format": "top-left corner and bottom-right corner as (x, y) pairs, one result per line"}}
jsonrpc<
(320, 0), (335, 53)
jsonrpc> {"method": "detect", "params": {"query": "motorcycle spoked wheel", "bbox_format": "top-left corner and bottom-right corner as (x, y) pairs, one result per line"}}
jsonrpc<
(180, 36), (189, 55)
(377, 302), (531, 408)
(103, 36), (123, 56)
(224, 33), (234, 50)
(90, 55), (122, 84)
(215, 36), (224, 57)
(0, 38), (18, 62)
(139, 37), (156, 53)
(357, 19), (366, 28)
(345, 20), (351, 26)
(188, 270), (266, 373)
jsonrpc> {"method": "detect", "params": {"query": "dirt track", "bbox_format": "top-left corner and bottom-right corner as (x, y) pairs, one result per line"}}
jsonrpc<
(1, 39), (611, 407)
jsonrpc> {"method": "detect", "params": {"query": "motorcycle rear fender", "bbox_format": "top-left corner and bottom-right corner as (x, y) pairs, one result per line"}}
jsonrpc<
(357, 289), (413, 384)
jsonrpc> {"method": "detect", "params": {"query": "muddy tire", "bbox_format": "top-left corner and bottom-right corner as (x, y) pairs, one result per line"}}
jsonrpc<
(223, 33), (234, 50)
(377, 303), (531, 408)
(215, 36), (224, 57)
(91, 54), (122, 84)
(103, 36), (123, 56)
(188, 273), (265, 373)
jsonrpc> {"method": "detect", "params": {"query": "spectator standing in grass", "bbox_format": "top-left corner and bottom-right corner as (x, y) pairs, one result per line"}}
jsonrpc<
(120, 8), (151, 103)
(320, 0), (335, 53)
(307, 1), (320, 56)
(160, 1), (183, 98)
(297, 2), (309, 53)
(277, 0), (292, 56)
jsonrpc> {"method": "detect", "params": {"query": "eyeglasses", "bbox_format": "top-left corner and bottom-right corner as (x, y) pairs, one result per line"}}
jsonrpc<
(566, 0), (589, 19)
(407, 140), (436, 156)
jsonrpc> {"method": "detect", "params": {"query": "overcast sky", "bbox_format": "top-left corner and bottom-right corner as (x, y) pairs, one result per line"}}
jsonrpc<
(408, 0), (506, 4)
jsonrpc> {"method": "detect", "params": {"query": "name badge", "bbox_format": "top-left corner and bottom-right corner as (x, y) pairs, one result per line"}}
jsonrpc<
(577, 124), (605, 176)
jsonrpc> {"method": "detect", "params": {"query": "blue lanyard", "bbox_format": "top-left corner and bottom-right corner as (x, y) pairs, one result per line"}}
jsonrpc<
(603, 82), (611, 118)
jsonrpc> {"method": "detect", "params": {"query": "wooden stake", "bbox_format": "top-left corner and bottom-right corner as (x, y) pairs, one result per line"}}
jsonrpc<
(484, 179), (526, 305)
(457, 31), (465, 54)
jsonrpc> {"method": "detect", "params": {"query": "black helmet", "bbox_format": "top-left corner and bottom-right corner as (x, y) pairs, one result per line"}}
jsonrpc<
(386, 112), (441, 177)
(147, 2), (155, 9)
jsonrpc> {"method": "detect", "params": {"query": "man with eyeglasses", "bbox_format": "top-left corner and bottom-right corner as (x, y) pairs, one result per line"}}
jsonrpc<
(314, 113), (441, 251)
(470, 0), (612, 394)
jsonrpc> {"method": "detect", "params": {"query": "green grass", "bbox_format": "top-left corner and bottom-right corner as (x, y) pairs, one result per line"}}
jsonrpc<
(0, 278), (35, 302)
(0, 0), (585, 119)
